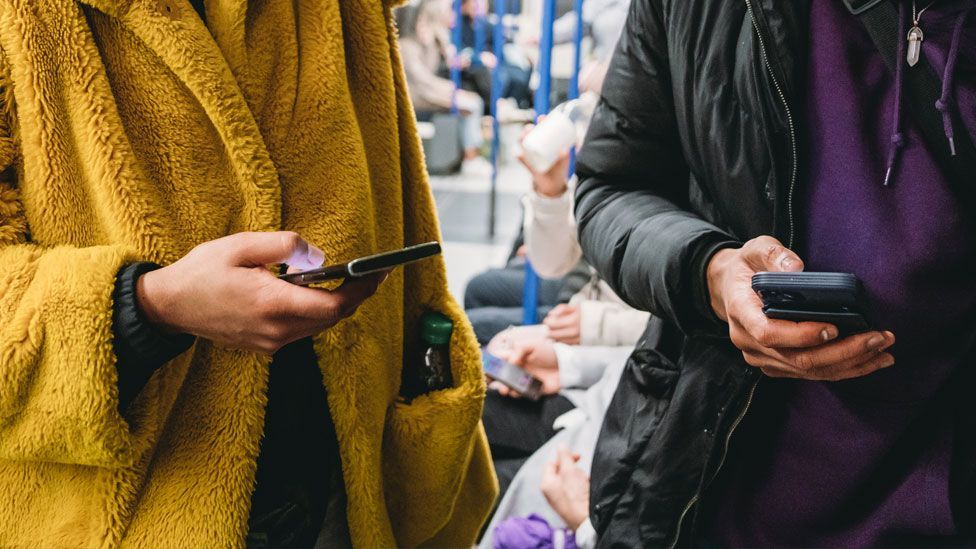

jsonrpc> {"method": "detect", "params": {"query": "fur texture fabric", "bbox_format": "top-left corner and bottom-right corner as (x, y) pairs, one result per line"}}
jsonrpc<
(0, 0), (497, 546)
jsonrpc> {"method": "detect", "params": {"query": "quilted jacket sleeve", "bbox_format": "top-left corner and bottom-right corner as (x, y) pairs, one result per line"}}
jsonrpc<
(0, 113), (137, 468)
(574, 0), (737, 336)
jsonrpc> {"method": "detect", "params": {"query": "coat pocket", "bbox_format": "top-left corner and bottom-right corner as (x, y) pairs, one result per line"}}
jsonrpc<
(381, 301), (496, 546)
(588, 345), (681, 535)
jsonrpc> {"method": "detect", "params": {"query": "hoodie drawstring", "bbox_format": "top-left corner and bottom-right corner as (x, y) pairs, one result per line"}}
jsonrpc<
(934, 9), (970, 157)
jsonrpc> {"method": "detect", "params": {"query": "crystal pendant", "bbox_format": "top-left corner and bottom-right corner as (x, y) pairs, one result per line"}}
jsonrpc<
(907, 26), (924, 67)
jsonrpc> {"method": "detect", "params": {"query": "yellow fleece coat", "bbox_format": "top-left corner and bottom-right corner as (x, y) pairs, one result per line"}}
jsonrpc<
(0, 0), (498, 546)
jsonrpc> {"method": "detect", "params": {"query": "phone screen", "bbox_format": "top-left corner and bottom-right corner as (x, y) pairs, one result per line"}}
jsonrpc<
(483, 352), (544, 400)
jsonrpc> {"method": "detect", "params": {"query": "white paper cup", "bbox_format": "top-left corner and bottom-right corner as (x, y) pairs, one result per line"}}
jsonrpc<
(521, 111), (576, 173)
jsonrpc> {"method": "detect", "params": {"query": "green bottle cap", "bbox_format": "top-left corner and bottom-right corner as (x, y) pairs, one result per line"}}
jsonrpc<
(420, 312), (453, 345)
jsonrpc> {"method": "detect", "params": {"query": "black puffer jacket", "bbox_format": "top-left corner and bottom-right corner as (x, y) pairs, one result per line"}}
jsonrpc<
(574, 0), (810, 546)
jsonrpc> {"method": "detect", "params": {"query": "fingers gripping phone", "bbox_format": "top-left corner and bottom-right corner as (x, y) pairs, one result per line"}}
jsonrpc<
(752, 272), (870, 335)
(279, 242), (442, 286)
(482, 352), (544, 401)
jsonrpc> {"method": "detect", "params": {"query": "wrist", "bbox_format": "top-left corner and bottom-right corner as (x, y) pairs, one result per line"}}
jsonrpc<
(533, 179), (568, 198)
(564, 506), (588, 531)
(137, 268), (181, 334)
(706, 247), (737, 323)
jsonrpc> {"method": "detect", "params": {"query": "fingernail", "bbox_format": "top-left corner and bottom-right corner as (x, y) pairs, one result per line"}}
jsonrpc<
(780, 255), (794, 270)
(821, 328), (837, 342)
(882, 356), (895, 368)
(867, 334), (885, 350)
(286, 243), (325, 270)
(306, 244), (325, 267)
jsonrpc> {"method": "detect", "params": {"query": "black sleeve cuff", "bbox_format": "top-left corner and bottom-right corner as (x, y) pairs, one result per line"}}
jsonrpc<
(689, 238), (743, 337)
(112, 262), (195, 413)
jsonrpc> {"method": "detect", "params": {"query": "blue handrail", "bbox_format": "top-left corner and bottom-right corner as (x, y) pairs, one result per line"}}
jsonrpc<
(568, 0), (585, 101)
(567, 0), (585, 174)
(533, 0), (556, 114)
(522, 0), (558, 327)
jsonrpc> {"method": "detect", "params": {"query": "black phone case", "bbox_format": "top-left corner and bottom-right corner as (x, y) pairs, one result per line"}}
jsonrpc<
(752, 272), (870, 335)
(763, 308), (870, 334)
(752, 272), (865, 309)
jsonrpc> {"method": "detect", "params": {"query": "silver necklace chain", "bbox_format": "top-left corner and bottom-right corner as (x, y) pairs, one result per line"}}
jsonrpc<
(913, 0), (938, 25)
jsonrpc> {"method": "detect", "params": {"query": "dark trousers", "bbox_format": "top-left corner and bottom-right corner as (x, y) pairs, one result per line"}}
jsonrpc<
(463, 265), (564, 345)
(247, 339), (343, 548)
(462, 64), (534, 112)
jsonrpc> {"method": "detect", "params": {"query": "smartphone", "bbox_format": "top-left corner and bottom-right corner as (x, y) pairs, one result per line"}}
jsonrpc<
(752, 272), (870, 335)
(482, 351), (544, 401)
(279, 242), (441, 286)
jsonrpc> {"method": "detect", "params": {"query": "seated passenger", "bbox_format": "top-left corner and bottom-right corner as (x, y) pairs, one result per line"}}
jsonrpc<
(480, 340), (633, 549)
(464, 125), (649, 345)
(480, 330), (638, 496)
(489, 448), (596, 549)
(478, 124), (657, 500)
(517, 124), (650, 348)
(463, 248), (580, 345)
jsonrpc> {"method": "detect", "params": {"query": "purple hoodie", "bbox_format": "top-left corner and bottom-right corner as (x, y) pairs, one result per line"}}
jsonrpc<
(706, 1), (975, 545)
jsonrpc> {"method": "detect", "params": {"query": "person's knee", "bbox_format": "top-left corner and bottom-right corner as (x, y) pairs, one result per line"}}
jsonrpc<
(465, 306), (519, 345)
(463, 275), (489, 309)
(464, 269), (508, 309)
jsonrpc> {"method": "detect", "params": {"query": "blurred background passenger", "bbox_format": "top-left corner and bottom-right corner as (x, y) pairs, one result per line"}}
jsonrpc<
(480, 331), (632, 496)
(549, 0), (630, 93)
(516, 122), (650, 347)
(489, 447), (598, 549)
(477, 123), (656, 499)
(398, 0), (492, 175)
(458, 0), (535, 111)
(479, 330), (642, 549)
(465, 121), (650, 346)
(464, 254), (582, 345)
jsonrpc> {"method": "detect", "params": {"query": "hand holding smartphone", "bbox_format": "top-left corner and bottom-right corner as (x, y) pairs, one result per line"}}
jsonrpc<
(279, 242), (442, 286)
(707, 236), (893, 382)
(483, 351), (544, 401)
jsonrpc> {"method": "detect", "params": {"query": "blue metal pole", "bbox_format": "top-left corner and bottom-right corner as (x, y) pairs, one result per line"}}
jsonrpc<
(488, 0), (507, 239)
(568, 0), (585, 101)
(533, 0), (556, 114)
(523, 0), (557, 327)
(450, 0), (464, 113)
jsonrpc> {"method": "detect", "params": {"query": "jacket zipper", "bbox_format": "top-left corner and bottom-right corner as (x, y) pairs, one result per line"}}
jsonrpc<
(666, 379), (758, 549)
(669, 4), (796, 547)
(743, 0), (799, 249)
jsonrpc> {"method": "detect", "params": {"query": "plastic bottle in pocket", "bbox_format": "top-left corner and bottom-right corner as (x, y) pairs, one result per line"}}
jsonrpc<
(400, 311), (454, 401)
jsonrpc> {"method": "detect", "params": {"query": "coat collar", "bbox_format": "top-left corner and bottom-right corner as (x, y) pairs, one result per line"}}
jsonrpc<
(76, 0), (282, 232)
